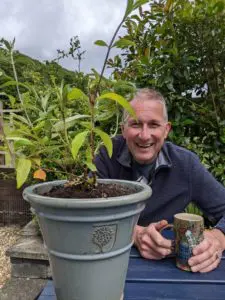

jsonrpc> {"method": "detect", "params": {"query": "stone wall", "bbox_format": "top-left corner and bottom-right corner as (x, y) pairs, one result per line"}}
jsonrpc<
(6, 221), (51, 279)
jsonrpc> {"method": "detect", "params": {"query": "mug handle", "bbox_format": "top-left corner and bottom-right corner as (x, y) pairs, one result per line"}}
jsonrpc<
(159, 224), (174, 232)
(159, 224), (175, 256)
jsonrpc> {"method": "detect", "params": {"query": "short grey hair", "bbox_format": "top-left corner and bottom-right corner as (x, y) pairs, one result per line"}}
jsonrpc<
(122, 88), (168, 123)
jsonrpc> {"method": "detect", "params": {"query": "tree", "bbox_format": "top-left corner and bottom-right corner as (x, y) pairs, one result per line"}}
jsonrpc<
(54, 36), (86, 72)
(108, 0), (225, 184)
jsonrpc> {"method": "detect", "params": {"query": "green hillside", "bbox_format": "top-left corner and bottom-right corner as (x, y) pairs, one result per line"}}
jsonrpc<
(0, 48), (77, 86)
(0, 46), (89, 109)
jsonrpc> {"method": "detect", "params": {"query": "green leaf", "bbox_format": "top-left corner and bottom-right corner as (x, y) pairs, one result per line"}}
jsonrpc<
(85, 161), (97, 172)
(0, 92), (16, 107)
(85, 146), (92, 163)
(125, 0), (134, 17)
(133, 0), (149, 10)
(94, 40), (108, 47)
(124, 0), (148, 17)
(0, 80), (30, 91)
(6, 137), (34, 146)
(11, 113), (30, 126)
(3, 39), (11, 50)
(80, 121), (92, 130)
(164, 0), (174, 12)
(41, 94), (50, 111)
(71, 130), (89, 160)
(33, 120), (45, 132)
(213, 1), (225, 13)
(182, 119), (195, 126)
(113, 38), (136, 48)
(94, 128), (113, 157)
(67, 88), (88, 101)
(95, 110), (115, 121)
(97, 92), (136, 119)
(53, 114), (90, 131)
(16, 158), (32, 188)
(84, 147), (97, 171)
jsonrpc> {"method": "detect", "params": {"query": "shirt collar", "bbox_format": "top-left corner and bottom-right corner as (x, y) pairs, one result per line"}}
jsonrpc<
(117, 139), (172, 170)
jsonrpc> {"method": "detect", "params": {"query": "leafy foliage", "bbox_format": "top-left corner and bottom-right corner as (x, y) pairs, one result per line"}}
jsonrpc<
(108, 0), (225, 185)
(0, 0), (148, 188)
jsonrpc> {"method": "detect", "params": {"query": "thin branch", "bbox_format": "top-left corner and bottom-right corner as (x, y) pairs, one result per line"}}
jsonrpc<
(95, 14), (127, 95)
(10, 49), (32, 127)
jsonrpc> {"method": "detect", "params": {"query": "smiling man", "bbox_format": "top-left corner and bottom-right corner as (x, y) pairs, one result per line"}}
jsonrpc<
(121, 91), (171, 165)
(95, 88), (225, 273)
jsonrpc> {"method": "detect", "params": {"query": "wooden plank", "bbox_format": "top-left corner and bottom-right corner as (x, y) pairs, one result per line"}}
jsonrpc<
(127, 255), (225, 283)
(37, 278), (225, 300)
(37, 250), (225, 300)
(124, 281), (225, 299)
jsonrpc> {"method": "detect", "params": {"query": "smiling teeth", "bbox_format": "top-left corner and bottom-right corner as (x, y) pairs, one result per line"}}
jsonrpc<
(138, 143), (153, 148)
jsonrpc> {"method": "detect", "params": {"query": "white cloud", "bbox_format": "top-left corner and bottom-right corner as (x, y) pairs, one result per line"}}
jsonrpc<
(0, 0), (128, 74)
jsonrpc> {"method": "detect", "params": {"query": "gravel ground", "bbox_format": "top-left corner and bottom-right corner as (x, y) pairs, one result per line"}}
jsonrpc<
(0, 225), (21, 289)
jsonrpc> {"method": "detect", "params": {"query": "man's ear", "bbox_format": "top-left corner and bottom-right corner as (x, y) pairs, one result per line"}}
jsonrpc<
(121, 124), (125, 137)
(165, 122), (172, 138)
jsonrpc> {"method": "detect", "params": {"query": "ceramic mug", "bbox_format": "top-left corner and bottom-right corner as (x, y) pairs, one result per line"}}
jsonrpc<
(162, 213), (204, 271)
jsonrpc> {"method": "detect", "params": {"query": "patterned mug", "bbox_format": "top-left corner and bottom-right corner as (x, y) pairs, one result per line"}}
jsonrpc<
(162, 213), (204, 271)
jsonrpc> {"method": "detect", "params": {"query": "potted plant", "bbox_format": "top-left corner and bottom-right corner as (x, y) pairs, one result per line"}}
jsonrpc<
(2, 1), (151, 299)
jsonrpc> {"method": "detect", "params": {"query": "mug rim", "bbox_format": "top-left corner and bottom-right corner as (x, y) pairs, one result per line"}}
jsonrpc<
(174, 212), (203, 222)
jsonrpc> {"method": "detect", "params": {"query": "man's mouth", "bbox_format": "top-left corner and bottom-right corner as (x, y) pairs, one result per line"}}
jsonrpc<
(136, 143), (154, 149)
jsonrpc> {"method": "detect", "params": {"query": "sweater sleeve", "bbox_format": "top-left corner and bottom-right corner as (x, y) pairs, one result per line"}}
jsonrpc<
(190, 153), (225, 231)
(94, 146), (111, 179)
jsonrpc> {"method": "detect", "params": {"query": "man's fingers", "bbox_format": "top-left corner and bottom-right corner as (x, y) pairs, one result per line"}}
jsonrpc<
(134, 221), (173, 260)
(155, 220), (168, 231)
(141, 233), (172, 257)
(190, 253), (220, 273)
(189, 232), (223, 273)
(192, 238), (212, 255)
(139, 222), (173, 256)
(140, 246), (166, 260)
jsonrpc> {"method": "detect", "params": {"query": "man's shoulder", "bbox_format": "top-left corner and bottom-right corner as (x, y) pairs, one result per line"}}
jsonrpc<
(164, 141), (199, 162)
(112, 135), (126, 151)
(98, 135), (125, 158)
(112, 134), (125, 144)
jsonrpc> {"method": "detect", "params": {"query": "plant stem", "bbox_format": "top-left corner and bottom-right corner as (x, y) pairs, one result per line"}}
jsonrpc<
(89, 93), (96, 184)
(111, 107), (120, 138)
(95, 13), (127, 95)
(10, 48), (32, 127)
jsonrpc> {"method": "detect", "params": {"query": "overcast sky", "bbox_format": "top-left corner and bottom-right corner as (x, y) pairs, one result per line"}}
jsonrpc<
(0, 0), (137, 75)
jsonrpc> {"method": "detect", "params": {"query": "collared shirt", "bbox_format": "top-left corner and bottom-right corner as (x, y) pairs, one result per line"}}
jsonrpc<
(118, 142), (171, 184)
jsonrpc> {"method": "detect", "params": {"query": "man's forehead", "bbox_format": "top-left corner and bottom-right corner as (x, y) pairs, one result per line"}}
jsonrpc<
(131, 98), (164, 111)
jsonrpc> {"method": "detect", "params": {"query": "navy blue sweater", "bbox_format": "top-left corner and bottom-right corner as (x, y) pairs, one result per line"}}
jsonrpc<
(95, 136), (225, 231)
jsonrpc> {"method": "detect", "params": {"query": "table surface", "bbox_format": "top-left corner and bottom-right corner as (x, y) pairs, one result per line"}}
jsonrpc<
(37, 247), (225, 300)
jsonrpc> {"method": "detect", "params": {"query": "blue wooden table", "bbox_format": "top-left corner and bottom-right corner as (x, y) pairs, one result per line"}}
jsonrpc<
(37, 247), (225, 300)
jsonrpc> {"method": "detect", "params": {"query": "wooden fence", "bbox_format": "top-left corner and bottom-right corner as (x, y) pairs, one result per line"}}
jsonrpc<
(0, 101), (32, 225)
(0, 100), (19, 168)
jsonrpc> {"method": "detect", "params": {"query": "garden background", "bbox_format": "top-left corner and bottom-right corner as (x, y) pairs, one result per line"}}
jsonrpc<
(0, 0), (224, 192)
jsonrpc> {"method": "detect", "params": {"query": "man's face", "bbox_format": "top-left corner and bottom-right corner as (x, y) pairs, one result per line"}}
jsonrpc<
(121, 99), (171, 164)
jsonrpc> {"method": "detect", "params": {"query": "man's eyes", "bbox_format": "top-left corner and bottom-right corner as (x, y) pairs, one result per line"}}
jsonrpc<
(130, 122), (141, 128)
(129, 122), (160, 128)
(150, 123), (160, 128)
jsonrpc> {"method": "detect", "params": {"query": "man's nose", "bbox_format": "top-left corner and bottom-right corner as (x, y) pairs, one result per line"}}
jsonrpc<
(139, 125), (151, 140)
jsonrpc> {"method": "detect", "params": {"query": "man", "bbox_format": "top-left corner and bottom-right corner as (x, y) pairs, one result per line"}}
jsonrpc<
(95, 88), (225, 273)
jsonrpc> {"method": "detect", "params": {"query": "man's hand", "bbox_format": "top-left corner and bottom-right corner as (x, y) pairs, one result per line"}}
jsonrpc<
(188, 228), (225, 273)
(133, 220), (173, 260)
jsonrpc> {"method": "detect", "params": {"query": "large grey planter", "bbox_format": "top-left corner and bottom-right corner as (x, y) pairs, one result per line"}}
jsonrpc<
(23, 179), (152, 300)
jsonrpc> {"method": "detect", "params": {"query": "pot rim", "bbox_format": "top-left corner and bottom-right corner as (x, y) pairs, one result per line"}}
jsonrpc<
(23, 179), (152, 208)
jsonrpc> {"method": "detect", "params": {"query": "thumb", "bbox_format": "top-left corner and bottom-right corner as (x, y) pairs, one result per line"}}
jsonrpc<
(155, 220), (168, 232)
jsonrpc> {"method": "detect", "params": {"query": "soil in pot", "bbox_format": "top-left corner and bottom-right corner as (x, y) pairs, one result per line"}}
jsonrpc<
(42, 182), (137, 199)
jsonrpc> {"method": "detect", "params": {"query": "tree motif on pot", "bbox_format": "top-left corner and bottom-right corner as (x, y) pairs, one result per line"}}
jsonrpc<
(92, 225), (116, 253)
